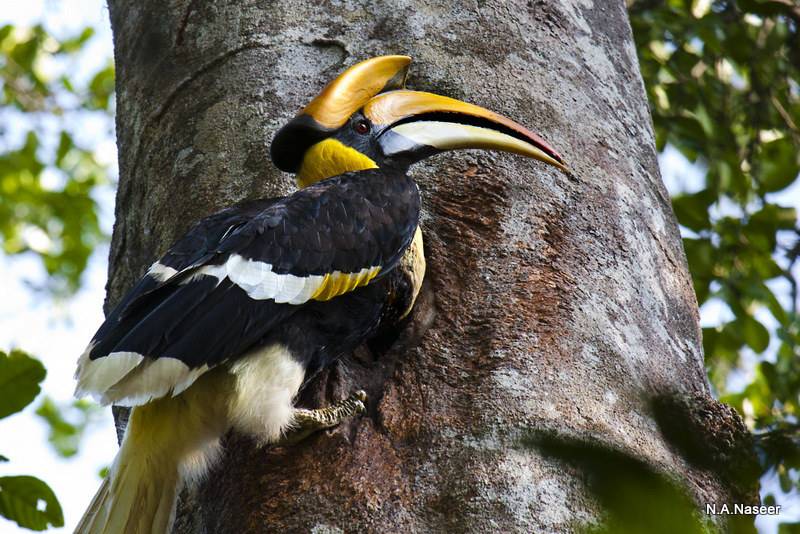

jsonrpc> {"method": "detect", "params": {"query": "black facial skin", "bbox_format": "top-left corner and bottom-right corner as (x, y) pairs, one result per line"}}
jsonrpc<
(329, 111), (441, 172)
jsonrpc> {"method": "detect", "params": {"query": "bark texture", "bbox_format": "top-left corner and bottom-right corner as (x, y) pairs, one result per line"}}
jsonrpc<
(105, 0), (758, 532)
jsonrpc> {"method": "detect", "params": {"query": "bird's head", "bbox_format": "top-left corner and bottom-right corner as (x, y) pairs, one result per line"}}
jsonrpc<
(270, 56), (568, 188)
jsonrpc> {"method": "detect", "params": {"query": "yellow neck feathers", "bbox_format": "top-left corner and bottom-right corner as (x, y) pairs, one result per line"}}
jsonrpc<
(296, 138), (378, 188)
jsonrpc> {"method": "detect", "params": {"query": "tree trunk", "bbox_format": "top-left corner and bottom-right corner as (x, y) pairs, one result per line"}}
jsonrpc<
(105, 0), (759, 532)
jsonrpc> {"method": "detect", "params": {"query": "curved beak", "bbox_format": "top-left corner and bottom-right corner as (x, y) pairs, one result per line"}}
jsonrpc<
(364, 90), (568, 172)
(272, 56), (411, 173)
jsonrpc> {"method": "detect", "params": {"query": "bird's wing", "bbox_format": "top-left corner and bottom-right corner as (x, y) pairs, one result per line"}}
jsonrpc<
(75, 170), (419, 406)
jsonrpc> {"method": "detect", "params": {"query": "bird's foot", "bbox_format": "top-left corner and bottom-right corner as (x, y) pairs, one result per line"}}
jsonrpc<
(280, 390), (367, 445)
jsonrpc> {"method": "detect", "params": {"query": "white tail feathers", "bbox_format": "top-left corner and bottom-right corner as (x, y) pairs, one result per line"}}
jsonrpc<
(74, 454), (179, 534)
(73, 350), (305, 533)
(74, 370), (231, 534)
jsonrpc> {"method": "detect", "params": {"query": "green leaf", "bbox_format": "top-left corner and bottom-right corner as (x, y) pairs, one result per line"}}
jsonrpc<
(35, 397), (100, 458)
(55, 132), (73, 167)
(736, 0), (800, 17)
(757, 137), (800, 195)
(671, 189), (716, 232)
(0, 350), (46, 420)
(0, 25), (13, 44)
(671, 115), (708, 154)
(720, 320), (746, 353)
(743, 315), (770, 353)
(0, 475), (63, 531)
(779, 465), (793, 492)
(60, 27), (94, 53)
(682, 237), (716, 303)
(744, 204), (797, 253)
(87, 65), (115, 110)
(758, 281), (789, 326)
(750, 254), (784, 279)
(754, 204), (797, 231)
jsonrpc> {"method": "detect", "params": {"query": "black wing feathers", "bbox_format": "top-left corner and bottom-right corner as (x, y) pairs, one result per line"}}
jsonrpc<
(242, 170), (416, 276)
(158, 198), (282, 272)
(88, 198), (281, 356)
(88, 169), (420, 373)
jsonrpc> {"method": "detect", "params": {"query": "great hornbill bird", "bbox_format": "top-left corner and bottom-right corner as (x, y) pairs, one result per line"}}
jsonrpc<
(73, 56), (567, 534)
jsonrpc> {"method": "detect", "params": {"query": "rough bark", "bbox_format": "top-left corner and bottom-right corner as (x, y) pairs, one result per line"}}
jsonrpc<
(104, 0), (759, 532)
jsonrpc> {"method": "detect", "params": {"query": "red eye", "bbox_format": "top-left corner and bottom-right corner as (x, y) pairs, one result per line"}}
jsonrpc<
(356, 120), (370, 134)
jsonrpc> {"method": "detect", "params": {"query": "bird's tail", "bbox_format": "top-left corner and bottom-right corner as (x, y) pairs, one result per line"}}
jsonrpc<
(74, 451), (179, 534)
(74, 370), (231, 534)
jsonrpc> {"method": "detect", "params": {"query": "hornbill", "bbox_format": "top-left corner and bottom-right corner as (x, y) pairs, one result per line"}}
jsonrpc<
(73, 56), (567, 534)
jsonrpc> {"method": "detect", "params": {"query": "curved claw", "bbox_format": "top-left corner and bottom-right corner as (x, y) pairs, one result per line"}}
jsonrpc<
(278, 390), (367, 445)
